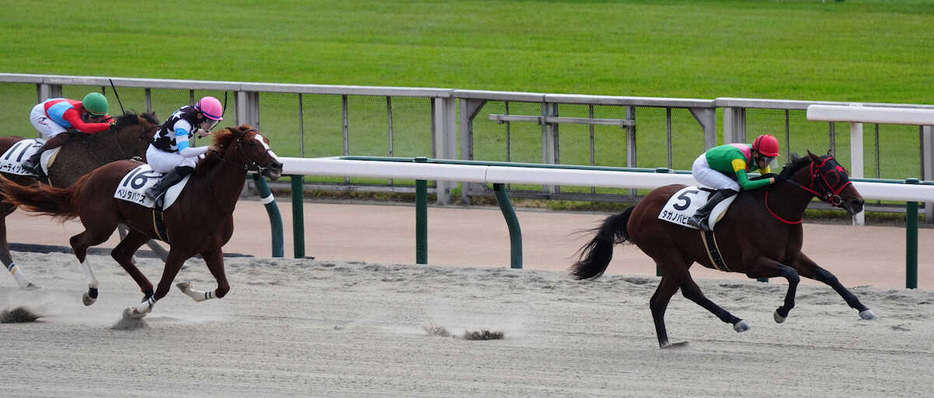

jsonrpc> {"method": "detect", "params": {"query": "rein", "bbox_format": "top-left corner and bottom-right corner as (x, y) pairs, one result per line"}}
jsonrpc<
(203, 128), (274, 213)
(211, 129), (272, 173)
(765, 156), (853, 224)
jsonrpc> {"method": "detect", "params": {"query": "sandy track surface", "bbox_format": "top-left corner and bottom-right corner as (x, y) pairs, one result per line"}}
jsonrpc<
(7, 200), (934, 289)
(2, 251), (933, 397)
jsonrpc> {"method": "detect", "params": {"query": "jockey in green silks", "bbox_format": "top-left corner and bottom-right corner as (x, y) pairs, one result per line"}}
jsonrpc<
(686, 134), (780, 231)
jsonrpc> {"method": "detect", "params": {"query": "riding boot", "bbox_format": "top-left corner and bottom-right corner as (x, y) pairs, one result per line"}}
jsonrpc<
(21, 133), (72, 176)
(686, 189), (738, 231)
(144, 166), (195, 201)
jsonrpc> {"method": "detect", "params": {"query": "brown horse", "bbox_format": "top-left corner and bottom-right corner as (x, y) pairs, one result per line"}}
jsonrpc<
(0, 112), (160, 290)
(0, 125), (283, 317)
(572, 151), (875, 348)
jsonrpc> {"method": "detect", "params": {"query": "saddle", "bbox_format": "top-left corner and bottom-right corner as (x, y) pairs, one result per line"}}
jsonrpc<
(658, 186), (737, 271)
(0, 139), (60, 178)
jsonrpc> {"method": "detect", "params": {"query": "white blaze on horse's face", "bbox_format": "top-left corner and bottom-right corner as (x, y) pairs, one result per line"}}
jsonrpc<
(253, 133), (280, 161)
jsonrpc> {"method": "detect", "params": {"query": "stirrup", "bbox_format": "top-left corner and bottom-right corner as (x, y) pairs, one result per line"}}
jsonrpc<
(687, 216), (710, 231)
(144, 188), (163, 201)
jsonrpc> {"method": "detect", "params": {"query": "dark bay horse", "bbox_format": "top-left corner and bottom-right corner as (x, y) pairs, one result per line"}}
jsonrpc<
(0, 112), (160, 290)
(0, 125), (283, 317)
(572, 151), (876, 348)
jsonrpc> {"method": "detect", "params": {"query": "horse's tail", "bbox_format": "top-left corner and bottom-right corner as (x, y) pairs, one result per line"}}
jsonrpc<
(0, 175), (82, 221)
(571, 207), (634, 280)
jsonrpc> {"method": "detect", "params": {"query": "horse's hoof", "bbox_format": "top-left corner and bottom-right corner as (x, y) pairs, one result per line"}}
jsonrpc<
(733, 320), (750, 333)
(23, 283), (40, 291)
(774, 309), (786, 324)
(859, 309), (877, 320)
(176, 282), (190, 293)
(125, 307), (148, 319)
(82, 292), (97, 306)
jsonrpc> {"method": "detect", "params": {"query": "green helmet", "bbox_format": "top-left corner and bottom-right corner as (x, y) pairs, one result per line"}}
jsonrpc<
(82, 92), (109, 116)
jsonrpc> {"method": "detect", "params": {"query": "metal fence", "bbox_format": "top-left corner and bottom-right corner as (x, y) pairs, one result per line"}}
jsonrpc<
(0, 73), (930, 221)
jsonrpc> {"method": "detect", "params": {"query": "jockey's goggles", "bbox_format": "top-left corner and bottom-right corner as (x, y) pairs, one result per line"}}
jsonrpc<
(758, 156), (775, 165)
(201, 118), (220, 131)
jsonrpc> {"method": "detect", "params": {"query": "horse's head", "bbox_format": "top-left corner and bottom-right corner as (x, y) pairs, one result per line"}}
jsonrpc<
(110, 112), (161, 157)
(211, 125), (283, 180)
(782, 151), (864, 215)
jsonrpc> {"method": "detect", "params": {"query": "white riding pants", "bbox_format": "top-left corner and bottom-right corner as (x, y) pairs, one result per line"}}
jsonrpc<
(146, 144), (199, 173)
(692, 154), (740, 191)
(30, 103), (67, 140)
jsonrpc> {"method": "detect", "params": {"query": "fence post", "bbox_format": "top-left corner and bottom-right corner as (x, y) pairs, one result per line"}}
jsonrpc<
(251, 173), (283, 257)
(415, 157), (428, 264)
(906, 178), (919, 289)
(493, 183), (522, 269)
(291, 176), (305, 258)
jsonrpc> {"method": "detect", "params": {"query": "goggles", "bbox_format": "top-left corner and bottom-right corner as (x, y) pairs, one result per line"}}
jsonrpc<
(201, 118), (220, 131)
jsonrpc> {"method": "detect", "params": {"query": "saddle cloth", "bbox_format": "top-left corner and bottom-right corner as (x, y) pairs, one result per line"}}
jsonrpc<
(657, 186), (737, 231)
(0, 139), (61, 177)
(114, 164), (190, 210)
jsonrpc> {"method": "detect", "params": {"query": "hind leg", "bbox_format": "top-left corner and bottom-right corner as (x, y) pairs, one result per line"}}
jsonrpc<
(0, 204), (38, 290)
(745, 257), (801, 323)
(794, 252), (875, 320)
(111, 230), (154, 300)
(676, 270), (748, 333)
(177, 247), (229, 303)
(650, 274), (681, 348)
(70, 216), (120, 306)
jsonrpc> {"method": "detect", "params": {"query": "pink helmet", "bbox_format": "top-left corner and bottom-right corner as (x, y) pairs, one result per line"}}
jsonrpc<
(752, 134), (780, 157)
(195, 96), (224, 121)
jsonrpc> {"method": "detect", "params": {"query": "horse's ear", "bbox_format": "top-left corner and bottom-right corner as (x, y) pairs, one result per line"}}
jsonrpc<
(807, 150), (821, 162)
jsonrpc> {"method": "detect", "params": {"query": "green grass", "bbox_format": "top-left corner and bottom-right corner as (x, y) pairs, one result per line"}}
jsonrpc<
(1, 0), (931, 181)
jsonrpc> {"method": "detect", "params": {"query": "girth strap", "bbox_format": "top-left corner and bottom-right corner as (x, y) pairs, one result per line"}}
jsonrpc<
(151, 208), (169, 243)
(700, 230), (730, 272)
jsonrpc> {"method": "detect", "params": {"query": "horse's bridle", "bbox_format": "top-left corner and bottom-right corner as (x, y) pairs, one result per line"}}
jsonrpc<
(215, 128), (276, 174)
(766, 156), (853, 224)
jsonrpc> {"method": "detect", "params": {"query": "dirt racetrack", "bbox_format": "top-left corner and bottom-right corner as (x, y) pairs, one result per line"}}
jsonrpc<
(2, 201), (933, 396)
(2, 250), (933, 397)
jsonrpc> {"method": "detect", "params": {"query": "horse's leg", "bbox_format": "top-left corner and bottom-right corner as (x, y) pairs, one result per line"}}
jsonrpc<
(128, 250), (188, 318)
(0, 204), (38, 290)
(794, 252), (875, 320)
(744, 257), (801, 323)
(177, 247), (229, 302)
(110, 230), (154, 300)
(677, 271), (749, 333)
(650, 274), (681, 348)
(70, 229), (116, 306)
(70, 213), (120, 306)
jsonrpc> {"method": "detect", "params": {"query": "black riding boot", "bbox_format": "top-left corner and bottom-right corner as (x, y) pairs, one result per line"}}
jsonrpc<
(21, 133), (72, 176)
(144, 166), (195, 201)
(686, 189), (738, 231)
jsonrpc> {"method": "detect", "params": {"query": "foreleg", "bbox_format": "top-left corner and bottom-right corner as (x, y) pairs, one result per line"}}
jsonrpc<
(744, 257), (801, 323)
(111, 230), (154, 300)
(795, 253), (875, 320)
(177, 247), (228, 302)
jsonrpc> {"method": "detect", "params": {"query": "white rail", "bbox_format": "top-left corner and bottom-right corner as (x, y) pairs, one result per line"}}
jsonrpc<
(281, 157), (934, 202)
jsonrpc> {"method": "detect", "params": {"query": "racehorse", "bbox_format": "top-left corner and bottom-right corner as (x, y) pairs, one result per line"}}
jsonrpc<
(0, 112), (160, 290)
(571, 151), (876, 348)
(0, 125), (283, 317)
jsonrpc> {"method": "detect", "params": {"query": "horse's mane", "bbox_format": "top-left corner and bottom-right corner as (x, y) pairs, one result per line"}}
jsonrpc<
(194, 124), (253, 174)
(110, 112), (159, 132)
(777, 153), (810, 180)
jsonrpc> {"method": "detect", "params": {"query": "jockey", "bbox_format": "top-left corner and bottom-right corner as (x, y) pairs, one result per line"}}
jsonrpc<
(686, 134), (780, 231)
(22, 92), (114, 176)
(144, 96), (224, 201)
